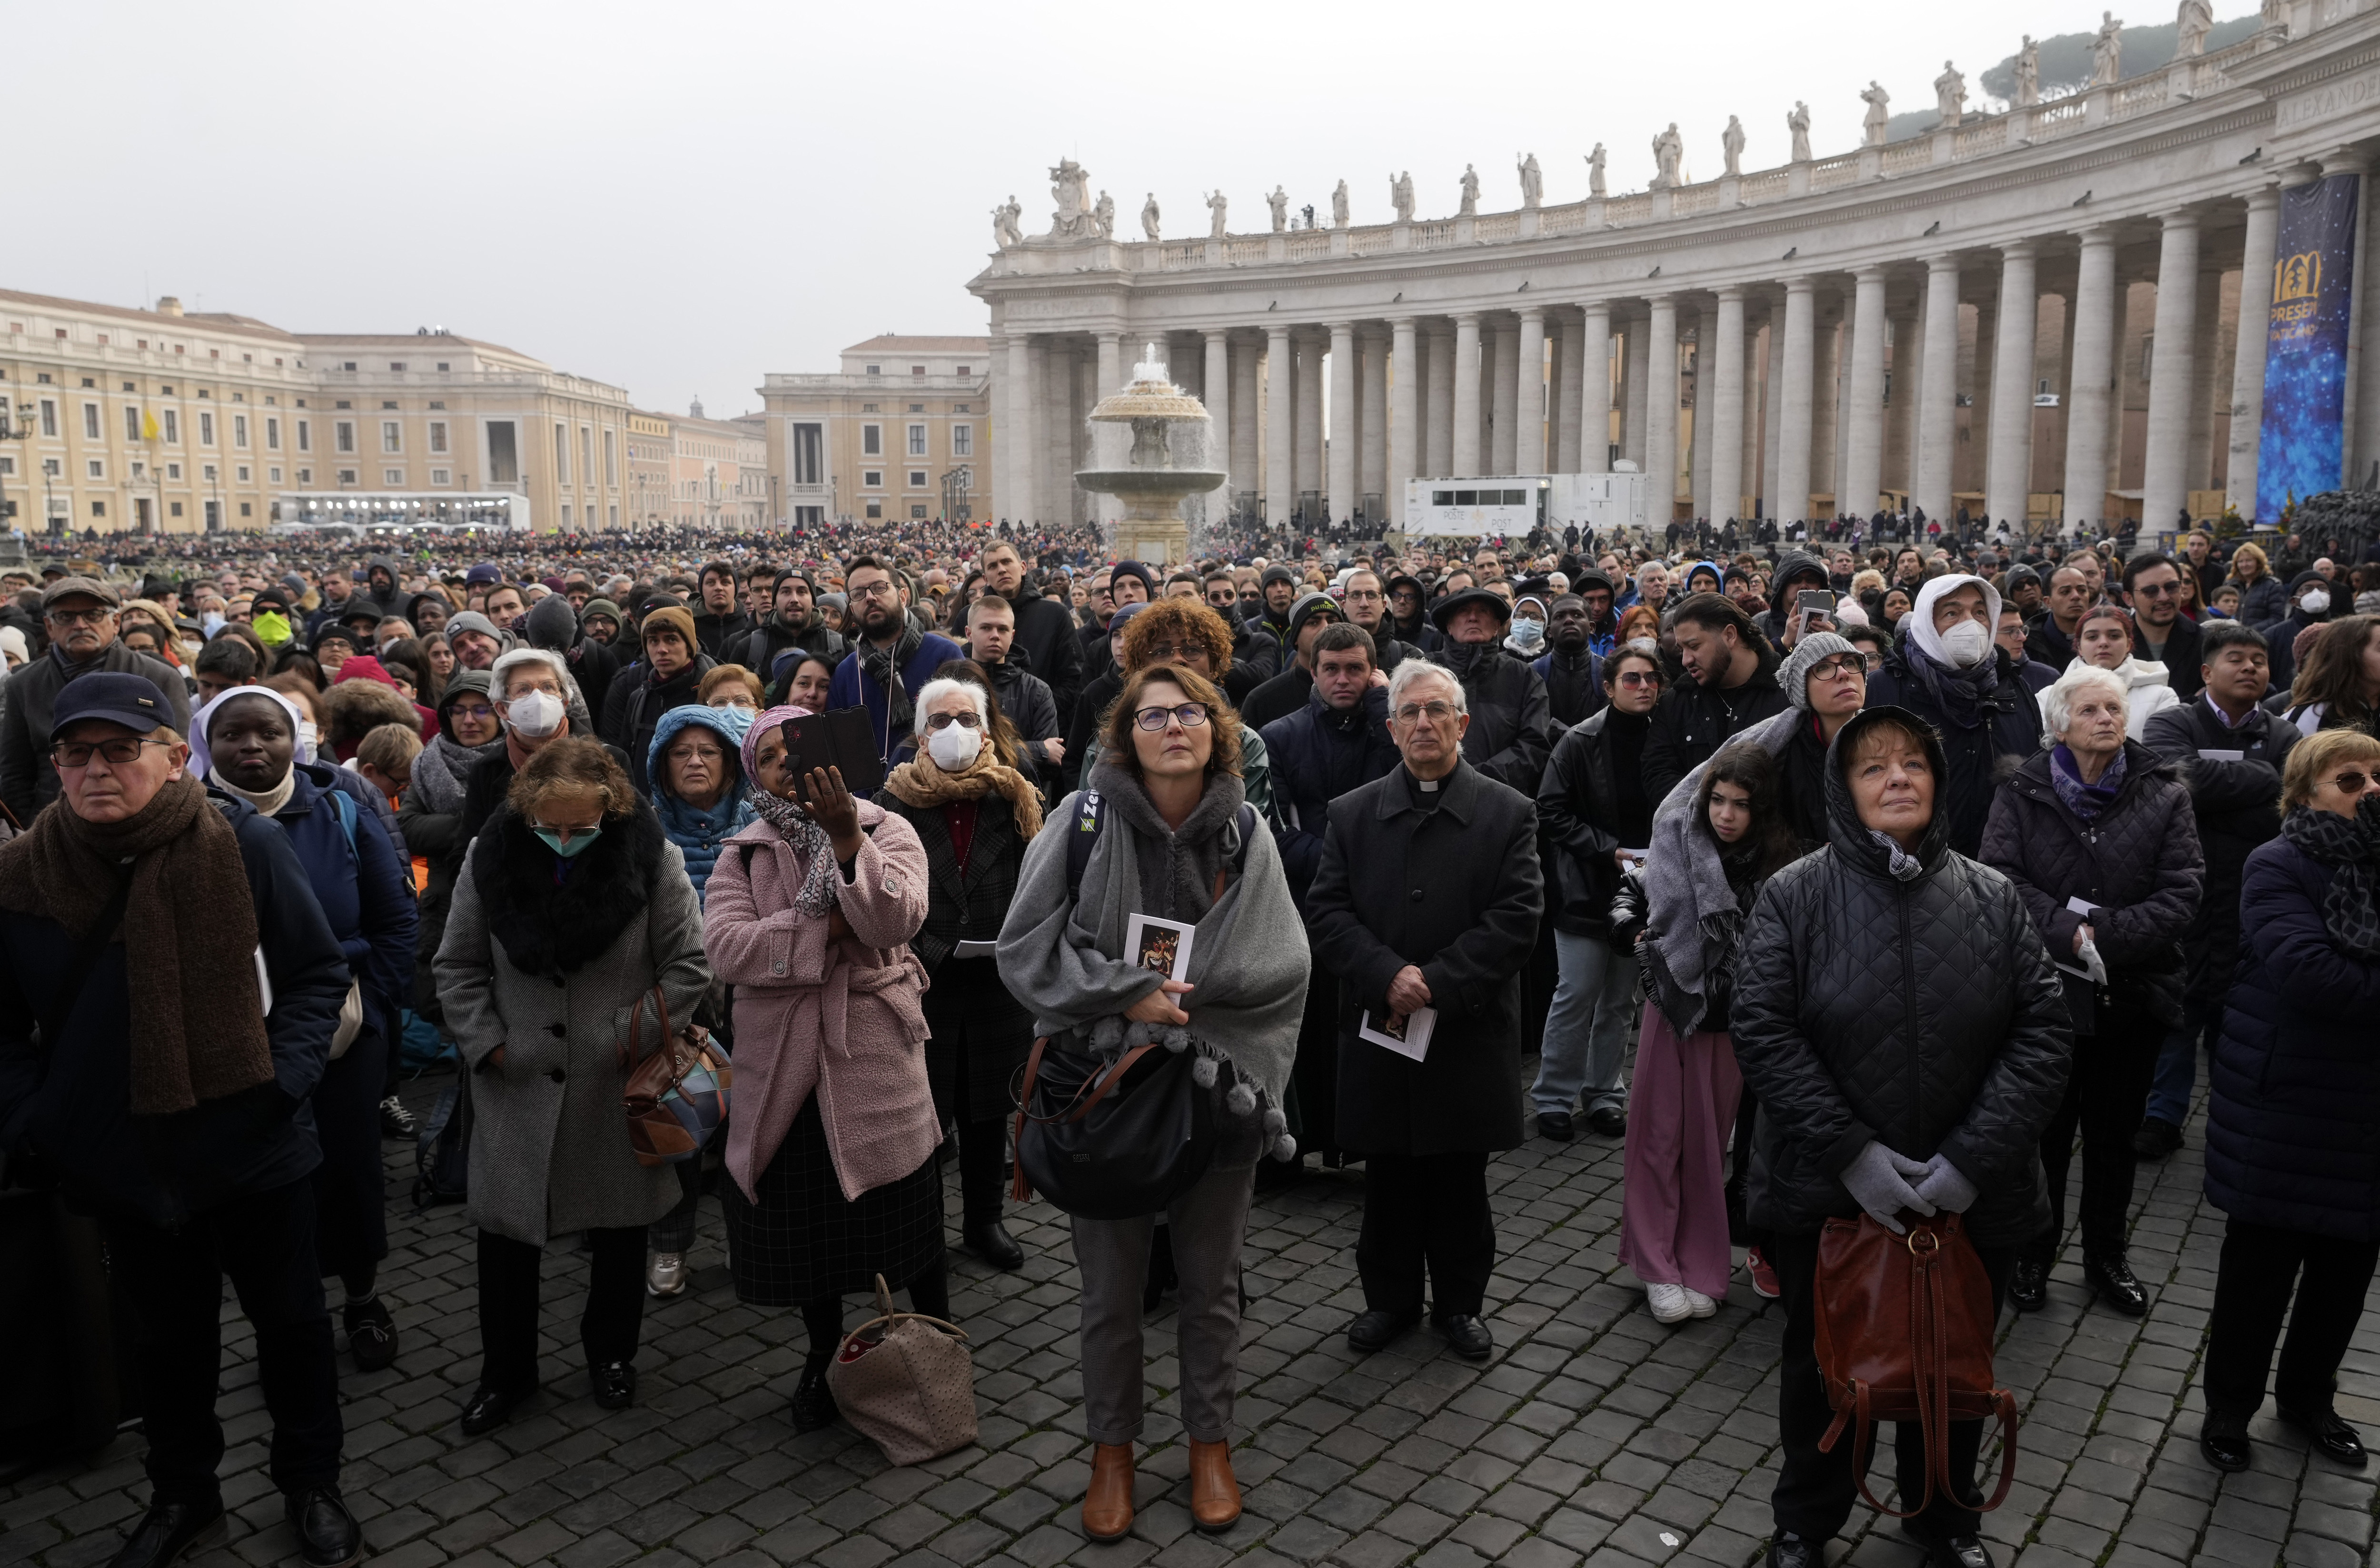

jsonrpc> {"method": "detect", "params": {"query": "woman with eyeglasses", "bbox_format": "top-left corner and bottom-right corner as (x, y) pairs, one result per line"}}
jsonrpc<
(434, 737), (712, 1436)
(702, 703), (944, 1436)
(1983, 664), (2202, 1318)
(2198, 728), (2380, 1475)
(876, 674), (1044, 1270)
(998, 662), (1309, 1542)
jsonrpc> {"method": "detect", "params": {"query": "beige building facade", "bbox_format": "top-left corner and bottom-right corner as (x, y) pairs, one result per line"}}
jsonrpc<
(0, 289), (633, 535)
(668, 403), (767, 531)
(627, 409), (673, 528)
(758, 336), (995, 528)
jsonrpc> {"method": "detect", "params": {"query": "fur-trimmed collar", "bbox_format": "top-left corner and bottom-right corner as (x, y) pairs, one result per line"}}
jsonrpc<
(470, 795), (666, 975)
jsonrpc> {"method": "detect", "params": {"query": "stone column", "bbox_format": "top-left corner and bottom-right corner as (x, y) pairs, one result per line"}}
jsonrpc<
(1390, 319), (1419, 524)
(1426, 325), (1456, 477)
(1826, 310), (1851, 514)
(1916, 258), (1961, 523)
(1779, 278), (1816, 525)
(2104, 281), (2133, 505)
(1452, 314), (1483, 475)
(1886, 308), (1920, 497)
(1985, 246), (2039, 531)
(2185, 264), (2228, 497)
(1577, 304), (1612, 473)
(1203, 330), (1230, 494)
(2058, 235), (2114, 532)
(1491, 322), (1519, 474)
(1810, 303), (1841, 512)
(1001, 334), (1032, 526)
(1967, 303), (1996, 507)
(1645, 296), (1679, 526)
(1515, 306), (1547, 474)
(1094, 333), (1123, 524)
(1265, 325), (1295, 527)
(1623, 315), (1650, 468)
(1742, 317), (1767, 519)
(1033, 340), (1065, 525)
(1555, 315), (1583, 472)
(1844, 267), (1890, 520)
(1329, 321), (1359, 523)
(1296, 332), (1325, 519)
(1360, 329), (1388, 520)
(2334, 153), (2375, 483)
(1763, 299), (1787, 515)
(1230, 338), (1260, 517)
(1689, 309), (1715, 520)
(2142, 211), (2201, 535)
(2228, 188), (2281, 516)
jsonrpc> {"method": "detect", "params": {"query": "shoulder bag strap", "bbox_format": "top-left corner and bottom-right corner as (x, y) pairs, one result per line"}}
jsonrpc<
(1011, 1036), (1050, 1202)
(39, 870), (134, 1049)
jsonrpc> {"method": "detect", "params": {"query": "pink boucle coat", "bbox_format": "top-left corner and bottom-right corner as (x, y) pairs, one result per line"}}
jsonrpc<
(701, 801), (941, 1202)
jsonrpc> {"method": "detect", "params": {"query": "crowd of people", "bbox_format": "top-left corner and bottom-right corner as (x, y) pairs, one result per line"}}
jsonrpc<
(3, 512), (2379, 1568)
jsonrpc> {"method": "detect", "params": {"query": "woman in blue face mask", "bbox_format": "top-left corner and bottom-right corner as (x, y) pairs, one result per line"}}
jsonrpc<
(432, 736), (714, 1439)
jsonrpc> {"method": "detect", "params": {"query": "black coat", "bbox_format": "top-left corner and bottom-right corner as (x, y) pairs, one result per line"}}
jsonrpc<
(1007, 583), (1086, 724)
(738, 616), (846, 693)
(1431, 642), (1553, 794)
(877, 788), (1034, 1127)
(1260, 684), (1399, 908)
(2025, 616), (2076, 672)
(1862, 646), (2042, 859)
(1306, 762), (1543, 1156)
(982, 652), (1063, 791)
(1241, 665), (1313, 733)
(1537, 706), (1649, 937)
(0, 798), (352, 1226)
(2208, 834), (2380, 1241)
(1979, 744), (2203, 1029)
(1064, 666), (1122, 794)
(1729, 708), (2072, 1247)
(2132, 610), (2204, 702)
(690, 608), (756, 663)
(1641, 641), (1792, 807)
(2141, 697), (2299, 1004)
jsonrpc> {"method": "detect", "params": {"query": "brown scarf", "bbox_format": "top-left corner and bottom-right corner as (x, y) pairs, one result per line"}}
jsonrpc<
(0, 773), (274, 1114)
(883, 739), (1044, 840)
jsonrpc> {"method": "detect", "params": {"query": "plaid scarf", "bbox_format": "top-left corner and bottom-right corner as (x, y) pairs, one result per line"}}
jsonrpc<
(2281, 801), (2380, 961)
(745, 787), (841, 918)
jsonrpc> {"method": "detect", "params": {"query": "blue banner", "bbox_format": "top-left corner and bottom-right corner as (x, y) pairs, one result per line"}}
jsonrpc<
(2258, 174), (2360, 522)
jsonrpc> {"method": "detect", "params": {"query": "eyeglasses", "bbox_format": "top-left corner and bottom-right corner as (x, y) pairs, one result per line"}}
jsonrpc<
(924, 711), (984, 731)
(1811, 654), (1866, 680)
(46, 606), (112, 626)
(51, 737), (170, 768)
(449, 702), (496, 722)
(1393, 701), (1459, 725)
(1133, 703), (1210, 731)
(848, 580), (898, 600)
(1138, 642), (1209, 664)
(1614, 670), (1662, 689)
(2132, 580), (2182, 598)
(2329, 772), (2374, 795)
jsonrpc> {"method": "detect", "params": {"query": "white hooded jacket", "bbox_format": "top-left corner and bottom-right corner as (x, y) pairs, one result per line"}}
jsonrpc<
(2060, 652), (2180, 739)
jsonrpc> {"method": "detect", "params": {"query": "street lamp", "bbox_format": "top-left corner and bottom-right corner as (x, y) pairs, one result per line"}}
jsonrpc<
(0, 396), (33, 536)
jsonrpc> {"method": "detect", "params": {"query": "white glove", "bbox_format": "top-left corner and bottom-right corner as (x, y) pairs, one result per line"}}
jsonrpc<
(1840, 1140), (1935, 1235)
(1913, 1153), (1978, 1214)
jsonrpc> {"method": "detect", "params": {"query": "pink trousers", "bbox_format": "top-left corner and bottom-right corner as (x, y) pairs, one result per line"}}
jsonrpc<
(1616, 1001), (1743, 1301)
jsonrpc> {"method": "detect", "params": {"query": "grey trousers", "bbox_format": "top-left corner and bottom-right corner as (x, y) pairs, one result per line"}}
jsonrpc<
(1071, 1158), (1255, 1445)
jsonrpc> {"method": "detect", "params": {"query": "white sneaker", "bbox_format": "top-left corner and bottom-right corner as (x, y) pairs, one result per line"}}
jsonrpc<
(645, 1252), (686, 1298)
(1646, 1282), (1692, 1323)
(1681, 1287), (1718, 1318)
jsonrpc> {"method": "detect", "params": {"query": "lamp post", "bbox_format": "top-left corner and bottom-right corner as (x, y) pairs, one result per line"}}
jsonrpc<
(0, 397), (32, 536)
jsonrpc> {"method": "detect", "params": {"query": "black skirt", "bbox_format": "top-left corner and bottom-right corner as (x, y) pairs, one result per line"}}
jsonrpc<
(723, 1096), (942, 1305)
(922, 957), (1034, 1127)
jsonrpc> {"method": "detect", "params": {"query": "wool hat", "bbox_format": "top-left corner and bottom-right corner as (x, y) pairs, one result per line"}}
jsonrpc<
(1259, 564), (1299, 591)
(641, 605), (699, 653)
(444, 611), (505, 645)
(466, 563), (503, 587)
(1286, 592), (1343, 640)
(1776, 631), (1859, 713)
(1110, 559), (1157, 598)
(1430, 586), (1513, 632)
(580, 597), (624, 627)
(525, 594), (580, 652)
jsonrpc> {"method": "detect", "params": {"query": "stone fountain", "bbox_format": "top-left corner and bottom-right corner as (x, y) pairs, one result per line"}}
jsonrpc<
(1076, 344), (1224, 566)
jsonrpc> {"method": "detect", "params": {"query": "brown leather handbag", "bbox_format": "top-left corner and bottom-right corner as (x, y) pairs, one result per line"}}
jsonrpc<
(618, 986), (732, 1168)
(1813, 1212), (2020, 1518)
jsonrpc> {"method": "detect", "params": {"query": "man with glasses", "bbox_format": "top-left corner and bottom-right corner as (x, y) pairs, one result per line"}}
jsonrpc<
(1307, 660), (1544, 1362)
(1, 576), (191, 822)
(2121, 553), (2203, 701)
(827, 556), (964, 762)
(0, 673), (360, 1568)
(1339, 569), (1418, 675)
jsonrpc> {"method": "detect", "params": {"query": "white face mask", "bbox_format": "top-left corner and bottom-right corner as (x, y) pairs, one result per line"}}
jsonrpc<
(2301, 588), (2331, 616)
(506, 688), (565, 737)
(927, 723), (982, 771)
(1937, 619), (1993, 669)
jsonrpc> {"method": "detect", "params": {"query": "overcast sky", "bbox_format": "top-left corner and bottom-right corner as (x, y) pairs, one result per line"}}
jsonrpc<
(12, 0), (2251, 419)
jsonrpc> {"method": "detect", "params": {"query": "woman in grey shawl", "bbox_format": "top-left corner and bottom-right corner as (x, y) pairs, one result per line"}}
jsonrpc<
(998, 662), (1308, 1545)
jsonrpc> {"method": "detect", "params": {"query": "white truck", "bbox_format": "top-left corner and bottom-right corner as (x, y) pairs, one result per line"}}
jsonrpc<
(1402, 468), (1651, 537)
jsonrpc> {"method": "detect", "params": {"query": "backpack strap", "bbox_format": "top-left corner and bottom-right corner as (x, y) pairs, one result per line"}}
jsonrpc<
(328, 786), (358, 865)
(1064, 790), (1105, 903)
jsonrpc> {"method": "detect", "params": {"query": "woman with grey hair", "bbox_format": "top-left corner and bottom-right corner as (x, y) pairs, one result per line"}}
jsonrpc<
(1983, 662), (2202, 1316)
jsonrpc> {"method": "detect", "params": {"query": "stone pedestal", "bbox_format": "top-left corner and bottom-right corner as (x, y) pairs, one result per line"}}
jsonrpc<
(1113, 518), (1189, 566)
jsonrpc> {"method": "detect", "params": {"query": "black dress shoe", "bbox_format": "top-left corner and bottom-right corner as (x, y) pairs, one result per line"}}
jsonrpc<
(107, 1500), (226, 1568)
(459, 1382), (531, 1436)
(1765, 1529), (1820, 1568)
(1346, 1308), (1419, 1353)
(284, 1487), (363, 1568)
(2132, 1116), (2183, 1159)
(1434, 1312), (1494, 1360)
(2084, 1253), (2147, 1316)
(1587, 1105), (1628, 1138)
(791, 1360), (838, 1433)
(2281, 1405), (2370, 1468)
(2008, 1257), (2047, 1314)
(963, 1220), (1025, 1271)
(1900, 1517), (1994, 1568)
(2200, 1409), (2252, 1473)
(591, 1359), (636, 1409)
(1537, 1110), (1575, 1142)
(344, 1297), (397, 1373)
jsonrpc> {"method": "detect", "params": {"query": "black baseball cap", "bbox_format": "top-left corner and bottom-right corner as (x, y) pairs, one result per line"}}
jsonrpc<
(51, 672), (178, 736)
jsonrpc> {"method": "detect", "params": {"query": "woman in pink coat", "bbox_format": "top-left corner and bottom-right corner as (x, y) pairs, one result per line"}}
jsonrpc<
(702, 705), (945, 1434)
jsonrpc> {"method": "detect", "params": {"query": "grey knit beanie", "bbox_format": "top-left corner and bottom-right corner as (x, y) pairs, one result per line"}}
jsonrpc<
(1777, 631), (1857, 713)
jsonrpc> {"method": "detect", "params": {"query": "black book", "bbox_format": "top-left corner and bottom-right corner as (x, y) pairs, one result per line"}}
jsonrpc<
(774, 706), (888, 797)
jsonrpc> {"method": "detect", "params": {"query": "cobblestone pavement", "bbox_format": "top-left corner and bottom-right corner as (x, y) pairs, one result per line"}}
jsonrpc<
(5, 1069), (2376, 1568)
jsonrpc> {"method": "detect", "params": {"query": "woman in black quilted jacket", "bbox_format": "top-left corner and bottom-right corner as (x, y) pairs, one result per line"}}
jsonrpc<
(1731, 706), (2071, 1568)
(1981, 664), (2202, 1319)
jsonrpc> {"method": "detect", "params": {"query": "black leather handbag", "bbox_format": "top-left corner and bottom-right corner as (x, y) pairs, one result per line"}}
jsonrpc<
(1011, 1034), (1215, 1221)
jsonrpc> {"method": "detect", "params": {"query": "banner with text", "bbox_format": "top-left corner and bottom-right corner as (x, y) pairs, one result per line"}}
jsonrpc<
(2258, 174), (2360, 523)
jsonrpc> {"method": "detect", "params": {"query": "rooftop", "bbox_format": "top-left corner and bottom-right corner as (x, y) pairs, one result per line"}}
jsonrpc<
(842, 334), (990, 353)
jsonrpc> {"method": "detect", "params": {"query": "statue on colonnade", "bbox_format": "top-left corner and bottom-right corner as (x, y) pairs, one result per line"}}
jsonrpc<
(1721, 116), (1746, 177)
(1517, 152), (1543, 208)
(2015, 37), (2041, 104)
(2092, 13), (2124, 86)
(992, 196), (1023, 249)
(1934, 61), (1966, 125)
(1092, 190), (1115, 239)
(1458, 164), (1481, 215)
(1332, 179), (1350, 227)
(1860, 82), (1892, 147)
(1587, 144), (1608, 197)
(1651, 124), (1685, 189)
(2176, 0), (2213, 56)
(1048, 159), (1093, 237)
(1205, 189), (1230, 238)
(1390, 170), (1416, 221)
(1268, 186), (1289, 231)
(1141, 192), (1161, 242)
(1787, 104), (1811, 163)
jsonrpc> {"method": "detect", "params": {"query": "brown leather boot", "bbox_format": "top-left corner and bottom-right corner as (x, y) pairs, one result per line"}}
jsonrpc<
(1188, 1438), (1241, 1531)
(1081, 1442), (1134, 1541)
